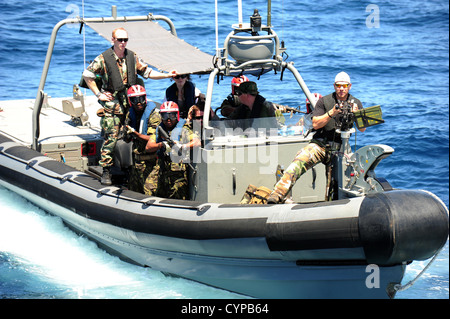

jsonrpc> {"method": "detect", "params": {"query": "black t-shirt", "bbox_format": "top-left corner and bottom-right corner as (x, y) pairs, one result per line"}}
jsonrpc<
(312, 92), (363, 144)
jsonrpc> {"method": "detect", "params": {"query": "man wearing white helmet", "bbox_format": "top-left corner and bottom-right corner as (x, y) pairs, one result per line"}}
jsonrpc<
(311, 71), (365, 141)
(268, 71), (366, 204)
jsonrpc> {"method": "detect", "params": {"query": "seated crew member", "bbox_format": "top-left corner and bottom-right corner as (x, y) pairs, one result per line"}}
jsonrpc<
(193, 93), (217, 119)
(164, 74), (201, 119)
(217, 75), (249, 118)
(124, 85), (161, 194)
(229, 81), (276, 119)
(145, 102), (200, 199)
(267, 71), (366, 204)
(187, 93), (218, 137)
(82, 27), (176, 185)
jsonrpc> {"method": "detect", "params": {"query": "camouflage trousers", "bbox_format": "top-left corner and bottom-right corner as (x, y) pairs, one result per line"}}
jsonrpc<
(129, 159), (159, 195)
(158, 170), (188, 200)
(99, 114), (122, 167)
(98, 96), (127, 168)
(270, 142), (327, 202)
(151, 161), (188, 200)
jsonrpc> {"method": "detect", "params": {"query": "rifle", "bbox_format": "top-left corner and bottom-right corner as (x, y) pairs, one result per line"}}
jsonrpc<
(157, 125), (175, 147)
(273, 103), (306, 114)
(158, 125), (194, 169)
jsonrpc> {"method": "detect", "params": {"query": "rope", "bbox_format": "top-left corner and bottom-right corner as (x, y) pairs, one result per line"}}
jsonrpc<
(214, 0), (219, 56)
(81, 0), (86, 95)
(393, 246), (445, 292)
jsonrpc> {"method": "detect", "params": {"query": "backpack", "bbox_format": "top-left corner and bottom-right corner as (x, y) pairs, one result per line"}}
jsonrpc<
(240, 184), (272, 204)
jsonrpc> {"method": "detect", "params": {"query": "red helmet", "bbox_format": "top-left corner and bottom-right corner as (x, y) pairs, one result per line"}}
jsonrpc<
(160, 101), (180, 121)
(127, 85), (147, 107)
(231, 75), (249, 95)
(305, 93), (322, 113)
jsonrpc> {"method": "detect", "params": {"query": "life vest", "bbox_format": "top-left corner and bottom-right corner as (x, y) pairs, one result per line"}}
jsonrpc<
(320, 93), (340, 132)
(313, 93), (362, 144)
(320, 93), (361, 131)
(102, 47), (137, 93)
(128, 104), (153, 134)
(165, 81), (196, 119)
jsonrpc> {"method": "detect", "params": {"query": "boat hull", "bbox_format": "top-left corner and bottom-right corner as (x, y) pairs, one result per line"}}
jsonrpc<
(0, 181), (407, 298)
(1, 134), (448, 298)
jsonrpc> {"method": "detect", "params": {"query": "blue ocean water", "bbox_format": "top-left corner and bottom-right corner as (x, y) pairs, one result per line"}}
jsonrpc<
(0, 0), (448, 299)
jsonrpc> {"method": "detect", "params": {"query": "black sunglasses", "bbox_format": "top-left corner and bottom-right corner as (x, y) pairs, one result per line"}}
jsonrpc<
(174, 74), (187, 79)
(115, 38), (128, 43)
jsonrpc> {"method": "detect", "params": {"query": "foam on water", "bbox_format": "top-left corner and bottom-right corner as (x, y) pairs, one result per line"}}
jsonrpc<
(0, 187), (242, 299)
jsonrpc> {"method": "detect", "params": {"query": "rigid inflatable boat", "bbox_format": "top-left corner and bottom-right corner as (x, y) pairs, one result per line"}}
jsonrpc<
(0, 9), (448, 298)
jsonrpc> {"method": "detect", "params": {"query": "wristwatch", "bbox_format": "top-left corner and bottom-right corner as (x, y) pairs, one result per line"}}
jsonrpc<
(96, 92), (102, 98)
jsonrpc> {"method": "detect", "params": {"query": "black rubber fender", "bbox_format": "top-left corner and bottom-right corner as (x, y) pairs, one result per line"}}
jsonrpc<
(359, 189), (449, 265)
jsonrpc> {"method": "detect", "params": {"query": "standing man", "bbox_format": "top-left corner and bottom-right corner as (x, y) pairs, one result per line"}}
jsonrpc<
(82, 27), (176, 185)
(267, 71), (366, 204)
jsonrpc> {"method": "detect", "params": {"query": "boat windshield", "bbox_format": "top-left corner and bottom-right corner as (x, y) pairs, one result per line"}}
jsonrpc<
(206, 112), (313, 142)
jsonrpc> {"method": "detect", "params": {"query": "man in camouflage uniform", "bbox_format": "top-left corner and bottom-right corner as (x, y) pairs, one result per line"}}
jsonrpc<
(123, 85), (161, 195)
(267, 72), (366, 204)
(145, 101), (200, 200)
(82, 27), (176, 185)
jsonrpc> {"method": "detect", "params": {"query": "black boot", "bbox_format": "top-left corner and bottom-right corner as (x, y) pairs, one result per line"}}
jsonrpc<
(101, 167), (112, 186)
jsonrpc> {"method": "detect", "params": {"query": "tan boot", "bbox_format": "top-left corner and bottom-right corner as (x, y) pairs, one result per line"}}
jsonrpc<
(267, 192), (283, 204)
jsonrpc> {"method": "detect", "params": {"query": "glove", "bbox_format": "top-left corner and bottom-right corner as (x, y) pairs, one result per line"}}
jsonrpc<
(161, 141), (171, 155)
(125, 125), (135, 134)
(171, 141), (184, 156)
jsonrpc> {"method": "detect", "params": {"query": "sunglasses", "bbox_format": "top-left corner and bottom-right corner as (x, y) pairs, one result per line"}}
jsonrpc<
(236, 91), (243, 96)
(161, 112), (178, 121)
(335, 83), (349, 88)
(174, 74), (187, 79)
(115, 38), (128, 43)
(129, 95), (146, 105)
